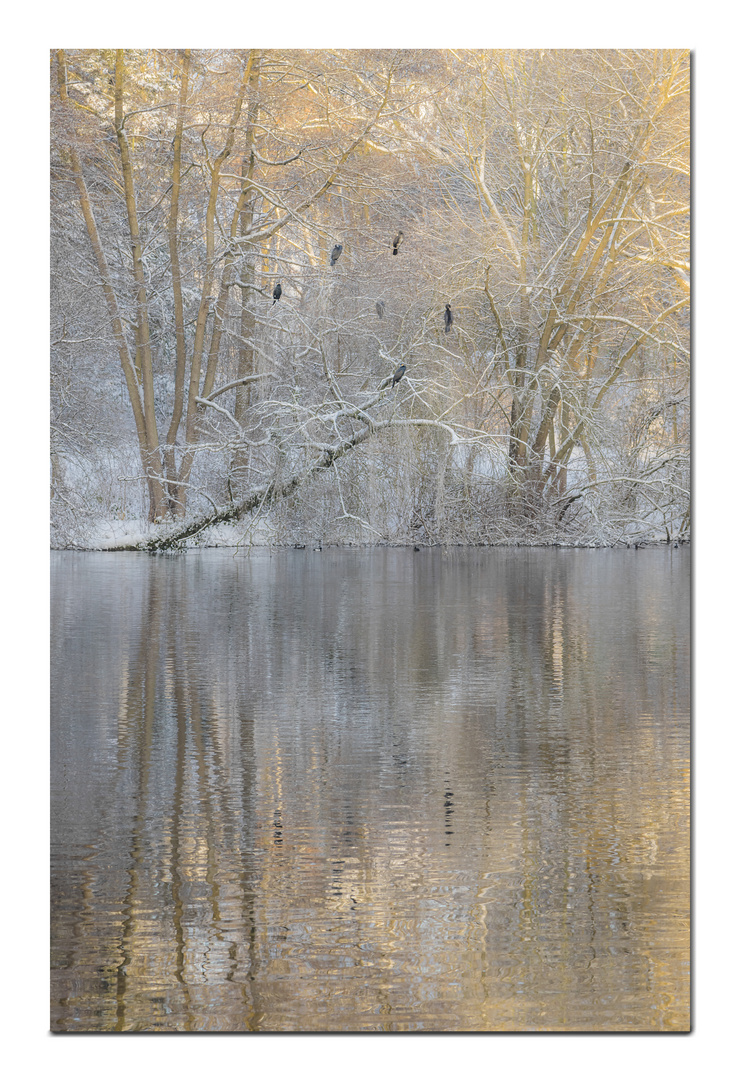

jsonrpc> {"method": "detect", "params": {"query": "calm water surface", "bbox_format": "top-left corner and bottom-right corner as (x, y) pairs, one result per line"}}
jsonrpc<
(51, 548), (689, 1031)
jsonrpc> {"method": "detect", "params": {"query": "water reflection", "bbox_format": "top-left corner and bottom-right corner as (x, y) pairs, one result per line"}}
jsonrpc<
(51, 548), (689, 1031)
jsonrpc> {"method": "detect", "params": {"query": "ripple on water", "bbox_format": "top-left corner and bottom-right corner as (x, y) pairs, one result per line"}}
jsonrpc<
(51, 548), (689, 1031)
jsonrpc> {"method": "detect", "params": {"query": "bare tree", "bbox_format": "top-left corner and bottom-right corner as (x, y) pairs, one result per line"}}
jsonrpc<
(51, 49), (689, 548)
(53, 48), (411, 522)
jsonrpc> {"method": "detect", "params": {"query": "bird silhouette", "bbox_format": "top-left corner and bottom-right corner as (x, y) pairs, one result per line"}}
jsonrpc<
(444, 304), (453, 333)
(391, 363), (406, 387)
(392, 230), (404, 255)
(330, 243), (343, 267)
(272, 282), (282, 305)
(375, 300), (386, 319)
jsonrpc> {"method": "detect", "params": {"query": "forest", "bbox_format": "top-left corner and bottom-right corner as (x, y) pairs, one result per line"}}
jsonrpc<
(50, 49), (690, 550)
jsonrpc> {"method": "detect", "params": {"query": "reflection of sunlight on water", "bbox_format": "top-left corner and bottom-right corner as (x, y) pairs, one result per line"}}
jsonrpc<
(51, 548), (690, 1032)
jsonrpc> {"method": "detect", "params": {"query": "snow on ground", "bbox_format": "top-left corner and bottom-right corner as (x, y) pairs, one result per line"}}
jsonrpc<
(85, 518), (153, 549)
(55, 514), (685, 551)
(73, 516), (276, 550)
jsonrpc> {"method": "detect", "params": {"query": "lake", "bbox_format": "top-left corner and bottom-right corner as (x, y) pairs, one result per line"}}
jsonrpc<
(50, 547), (690, 1031)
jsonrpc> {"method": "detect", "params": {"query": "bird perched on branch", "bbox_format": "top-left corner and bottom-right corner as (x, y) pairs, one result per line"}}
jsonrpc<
(391, 363), (406, 387)
(375, 300), (386, 319)
(330, 243), (343, 267)
(444, 304), (453, 333)
(272, 282), (282, 305)
(392, 230), (404, 255)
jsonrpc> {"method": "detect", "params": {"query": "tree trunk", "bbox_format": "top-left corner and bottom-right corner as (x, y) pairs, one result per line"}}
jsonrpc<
(176, 56), (254, 502)
(163, 49), (191, 512)
(114, 51), (168, 520)
(56, 50), (169, 521)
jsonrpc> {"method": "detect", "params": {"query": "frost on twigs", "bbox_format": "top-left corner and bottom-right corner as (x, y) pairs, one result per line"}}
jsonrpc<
(52, 49), (689, 550)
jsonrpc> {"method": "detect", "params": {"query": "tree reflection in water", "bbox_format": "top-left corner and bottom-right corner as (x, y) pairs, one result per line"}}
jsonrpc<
(51, 548), (689, 1031)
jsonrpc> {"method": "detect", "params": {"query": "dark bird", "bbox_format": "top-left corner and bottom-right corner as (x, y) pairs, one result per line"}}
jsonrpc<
(391, 363), (406, 387)
(392, 230), (404, 255)
(444, 304), (453, 333)
(330, 243), (343, 267)
(272, 282), (282, 305)
(375, 300), (386, 319)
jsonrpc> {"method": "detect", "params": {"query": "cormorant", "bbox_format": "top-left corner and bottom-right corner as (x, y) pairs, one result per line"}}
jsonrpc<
(444, 304), (453, 333)
(392, 230), (404, 255)
(330, 243), (343, 267)
(391, 363), (406, 387)
(375, 300), (386, 319)
(272, 282), (282, 305)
